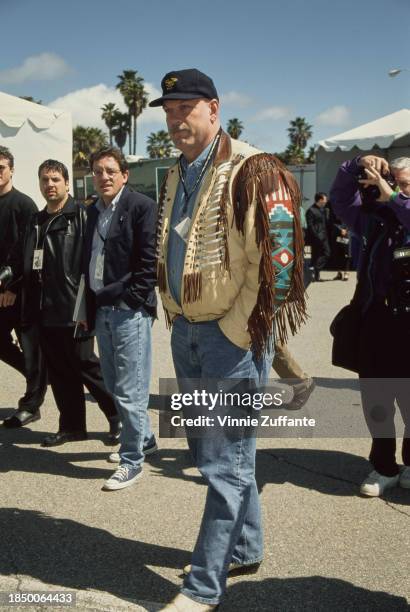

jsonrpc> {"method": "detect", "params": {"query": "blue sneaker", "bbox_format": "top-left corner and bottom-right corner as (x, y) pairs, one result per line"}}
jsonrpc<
(102, 465), (143, 491)
(143, 435), (158, 456)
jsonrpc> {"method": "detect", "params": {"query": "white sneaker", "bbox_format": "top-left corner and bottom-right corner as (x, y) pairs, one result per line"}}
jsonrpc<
(108, 452), (120, 463)
(102, 465), (143, 491)
(399, 466), (410, 489)
(360, 470), (399, 497)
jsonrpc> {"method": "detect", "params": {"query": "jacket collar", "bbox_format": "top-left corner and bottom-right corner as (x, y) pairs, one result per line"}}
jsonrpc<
(36, 195), (77, 223)
(213, 130), (232, 167)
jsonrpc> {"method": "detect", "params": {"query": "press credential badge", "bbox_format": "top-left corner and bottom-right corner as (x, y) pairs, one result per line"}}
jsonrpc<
(95, 253), (104, 280)
(32, 249), (44, 270)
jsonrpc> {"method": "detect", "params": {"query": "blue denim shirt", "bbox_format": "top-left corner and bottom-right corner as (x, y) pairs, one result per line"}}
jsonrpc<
(167, 143), (212, 305)
(89, 186), (124, 293)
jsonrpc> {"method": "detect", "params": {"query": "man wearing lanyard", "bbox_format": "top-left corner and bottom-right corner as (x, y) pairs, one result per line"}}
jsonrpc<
(151, 69), (306, 611)
(0, 159), (118, 446)
(83, 147), (158, 491)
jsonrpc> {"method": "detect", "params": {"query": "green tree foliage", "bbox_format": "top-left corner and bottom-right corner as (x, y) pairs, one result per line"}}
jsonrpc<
(306, 146), (316, 163)
(101, 102), (119, 146)
(287, 117), (313, 150)
(111, 112), (130, 153)
(19, 96), (42, 104)
(226, 118), (244, 139)
(146, 130), (173, 159)
(116, 70), (148, 155)
(73, 126), (108, 168)
(275, 117), (314, 164)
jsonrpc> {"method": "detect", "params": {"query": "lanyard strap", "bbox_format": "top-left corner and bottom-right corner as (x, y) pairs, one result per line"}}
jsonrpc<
(177, 130), (221, 210)
(96, 226), (107, 244)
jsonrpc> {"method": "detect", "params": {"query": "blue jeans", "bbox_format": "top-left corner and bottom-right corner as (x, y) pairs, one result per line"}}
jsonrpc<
(95, 306), (154, 469)
(171, 317), (274, 605)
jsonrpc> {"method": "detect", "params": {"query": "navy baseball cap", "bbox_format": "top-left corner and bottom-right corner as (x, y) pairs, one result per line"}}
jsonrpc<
(149, 69), (219, 107)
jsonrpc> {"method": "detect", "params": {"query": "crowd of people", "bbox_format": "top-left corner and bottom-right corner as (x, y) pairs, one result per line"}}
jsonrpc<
(1, 68), (410, 611)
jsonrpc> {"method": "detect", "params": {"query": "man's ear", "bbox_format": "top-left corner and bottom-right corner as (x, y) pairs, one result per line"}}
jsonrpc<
(209, 99), (219, 123)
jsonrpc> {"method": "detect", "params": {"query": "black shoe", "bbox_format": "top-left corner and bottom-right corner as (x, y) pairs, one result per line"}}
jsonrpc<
(41, 430), (88, 447)
(3, 409), (41, 429)
(105, 420), (122, 446)
(286, 379), (315, 410)
(143, 435), (158, 456)
(183, 560), (261, 577)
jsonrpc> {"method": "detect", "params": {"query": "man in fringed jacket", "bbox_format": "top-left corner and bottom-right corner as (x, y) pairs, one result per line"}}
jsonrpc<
(151, 69), (306, 611)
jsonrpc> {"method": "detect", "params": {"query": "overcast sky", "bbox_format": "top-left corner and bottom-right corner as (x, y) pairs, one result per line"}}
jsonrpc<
(1, 0), (409, 155)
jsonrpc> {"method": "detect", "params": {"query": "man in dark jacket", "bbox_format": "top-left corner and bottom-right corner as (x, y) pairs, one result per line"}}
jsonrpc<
(306, 192), (331, 281)
(83, 147), (157, 491)
(0, 159), (119, 447)
(330, 154), (410, 497)
(0, 146), (46, 427)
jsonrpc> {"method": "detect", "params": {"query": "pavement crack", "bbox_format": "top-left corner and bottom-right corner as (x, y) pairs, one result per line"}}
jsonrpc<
(261, 450), (358, 486)
(383, 500), (410, 518)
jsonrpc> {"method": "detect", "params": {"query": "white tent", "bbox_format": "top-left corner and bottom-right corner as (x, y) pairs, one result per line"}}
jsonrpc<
(0, 91), (72, 205)
(316, 109), (410, 193)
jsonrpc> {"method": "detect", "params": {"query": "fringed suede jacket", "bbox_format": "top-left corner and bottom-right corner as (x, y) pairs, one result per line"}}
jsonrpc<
(157, 131), (306, 357)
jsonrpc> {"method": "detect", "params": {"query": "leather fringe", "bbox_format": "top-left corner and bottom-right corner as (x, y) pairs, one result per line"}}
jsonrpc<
(163, 306), (173, 329)
(156, 175), (168, 269)
(183, 272), (203, 304)
(216, 177), (231, 272)
(157, 261), (167, 294)
(233, 153), (307, 357)
(247, 279), (275, 360)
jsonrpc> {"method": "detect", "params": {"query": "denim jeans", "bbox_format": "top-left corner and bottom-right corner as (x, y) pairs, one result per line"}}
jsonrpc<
(95, 306), (154, 468)
(171, 317), (274, 605)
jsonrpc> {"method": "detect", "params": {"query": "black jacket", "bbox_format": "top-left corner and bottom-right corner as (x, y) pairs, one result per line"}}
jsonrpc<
(0, 187), (37, 287)
(83, 186), (157, 327)
(306, 203), (330, 244)
(7, 197), (86, 327)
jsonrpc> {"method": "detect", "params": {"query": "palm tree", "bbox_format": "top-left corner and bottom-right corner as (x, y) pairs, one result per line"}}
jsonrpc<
(146, 130), (173, 159)
(111, 112), (130, 154)
(284, 144), (306, 165)
(226, 118), (244, 140)
(116, 70), (148, 155)
(287, 117), (313, 151)
(101, 102), (119, 146)
(73, 126), (108, 168)
(306, 146), (316, 163)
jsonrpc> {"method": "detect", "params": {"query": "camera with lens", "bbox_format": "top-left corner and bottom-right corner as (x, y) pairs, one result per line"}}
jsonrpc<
(358, 170), (396, 206)
(0, 266), (12, 286)
(389, 247), (410, 316)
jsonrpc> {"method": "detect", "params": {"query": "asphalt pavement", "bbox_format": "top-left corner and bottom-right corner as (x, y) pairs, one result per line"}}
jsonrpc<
(0, 274), (409, 612)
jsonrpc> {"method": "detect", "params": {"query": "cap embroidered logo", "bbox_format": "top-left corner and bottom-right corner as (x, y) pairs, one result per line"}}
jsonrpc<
(165, 77), (178, 90)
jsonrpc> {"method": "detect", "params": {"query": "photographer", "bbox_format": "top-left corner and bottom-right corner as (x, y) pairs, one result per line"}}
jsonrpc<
(0, 146), (46, 427)
(330, 155), (410, 497)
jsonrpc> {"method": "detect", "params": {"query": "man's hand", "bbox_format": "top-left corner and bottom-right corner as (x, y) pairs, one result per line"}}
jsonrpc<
(0, 290), (17, 307)
(340, 228), (347, 237)
(358, 167), (394, 202)
(78, 320), (88, 332)
(359, 155), (390, 175)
